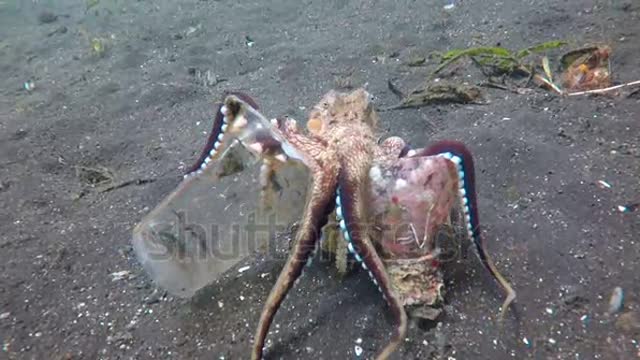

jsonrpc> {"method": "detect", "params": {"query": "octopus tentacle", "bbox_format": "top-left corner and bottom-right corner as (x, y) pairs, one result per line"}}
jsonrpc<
(416, 140), (516, 319)
(252, 170), (338, 360)
(184, 92), (259, 177)
(335, 168), (408, 360)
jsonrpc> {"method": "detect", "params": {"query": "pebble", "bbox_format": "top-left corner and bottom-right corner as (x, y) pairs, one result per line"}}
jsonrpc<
(545, 307), (554, 315)
(354, 345), (363, 357)
(580, 314), (589, 325)
(37, 11), (58, 24)
(0, 312), (10, 320)
(106, 331), (133, 345)
(125, 319), (137, 331)
(608, 287), (624, 314)
(245, 36), (255, 47)
(47, 25), (68, 37)
(406, 56), (426, 67)
(144, 290), (163, 305)
(617, 203), (639, 213)
(185, 26), (199, 37)
(24, 81), (35, 92)
(111, 270), (130, 281)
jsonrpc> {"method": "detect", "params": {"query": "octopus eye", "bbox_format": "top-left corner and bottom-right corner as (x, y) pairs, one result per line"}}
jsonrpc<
(307, 118), (322, 132)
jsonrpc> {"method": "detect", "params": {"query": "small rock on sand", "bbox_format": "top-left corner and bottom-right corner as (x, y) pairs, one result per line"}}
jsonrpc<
(38, 11), (58, 24)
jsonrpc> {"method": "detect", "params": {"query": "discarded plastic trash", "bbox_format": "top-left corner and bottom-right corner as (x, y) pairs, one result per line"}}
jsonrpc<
(245, 35), (255, 47)
(24, 80), (35, 92)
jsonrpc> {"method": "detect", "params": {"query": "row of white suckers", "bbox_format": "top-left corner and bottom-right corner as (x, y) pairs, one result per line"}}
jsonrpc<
(185, 105), (305, 179)
(184, 105), (236, 178)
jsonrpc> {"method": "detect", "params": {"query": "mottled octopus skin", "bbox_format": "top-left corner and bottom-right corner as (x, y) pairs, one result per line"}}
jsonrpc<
(186, 89), (513, 360)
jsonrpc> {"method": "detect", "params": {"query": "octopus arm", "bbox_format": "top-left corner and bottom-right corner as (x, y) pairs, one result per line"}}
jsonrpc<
(252, 172), (338, 360)
(336, 168), (408, 360)
(185, 92), (259, 176)
(415, 140), (515, 319)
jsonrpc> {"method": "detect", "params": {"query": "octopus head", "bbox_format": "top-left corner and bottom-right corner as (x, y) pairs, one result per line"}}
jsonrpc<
(306, 88), (379, 136)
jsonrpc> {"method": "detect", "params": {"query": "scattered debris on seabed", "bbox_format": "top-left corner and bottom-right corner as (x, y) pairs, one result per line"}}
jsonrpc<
(111, 270), (131, 282)
(560, 46), (611, 91)
(530, 45), (639, 96)
(397, 41), (640, 106)
(607, 287), (624, 315)
(382, 80), (484, 111)
(23, 80), (35, 92)
(37, 10), (58, 24)
(617, 203), (639, 213)
(86, 0), (100, 12)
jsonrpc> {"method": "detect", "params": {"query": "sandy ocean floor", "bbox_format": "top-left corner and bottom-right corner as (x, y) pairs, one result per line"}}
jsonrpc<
(1, 0), (639, 359)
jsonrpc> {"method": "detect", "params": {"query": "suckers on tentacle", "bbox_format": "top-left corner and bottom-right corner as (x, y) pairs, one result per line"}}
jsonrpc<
(412, 140), (516, 318)
(184, 92), (259, 177)
(335, 168), (408, 360)
(335, 187), (383, 289)
(411, 141), (481, 257)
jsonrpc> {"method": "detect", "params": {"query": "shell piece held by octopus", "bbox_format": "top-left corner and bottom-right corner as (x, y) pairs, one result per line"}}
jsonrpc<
(368, 155), (460, 311)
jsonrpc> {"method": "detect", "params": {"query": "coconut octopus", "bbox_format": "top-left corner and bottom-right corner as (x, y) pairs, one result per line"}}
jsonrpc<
(141, 88), (516, 359)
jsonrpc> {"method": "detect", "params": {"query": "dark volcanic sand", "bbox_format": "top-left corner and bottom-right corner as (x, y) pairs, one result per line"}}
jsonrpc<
(1, 0), (639, 359)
